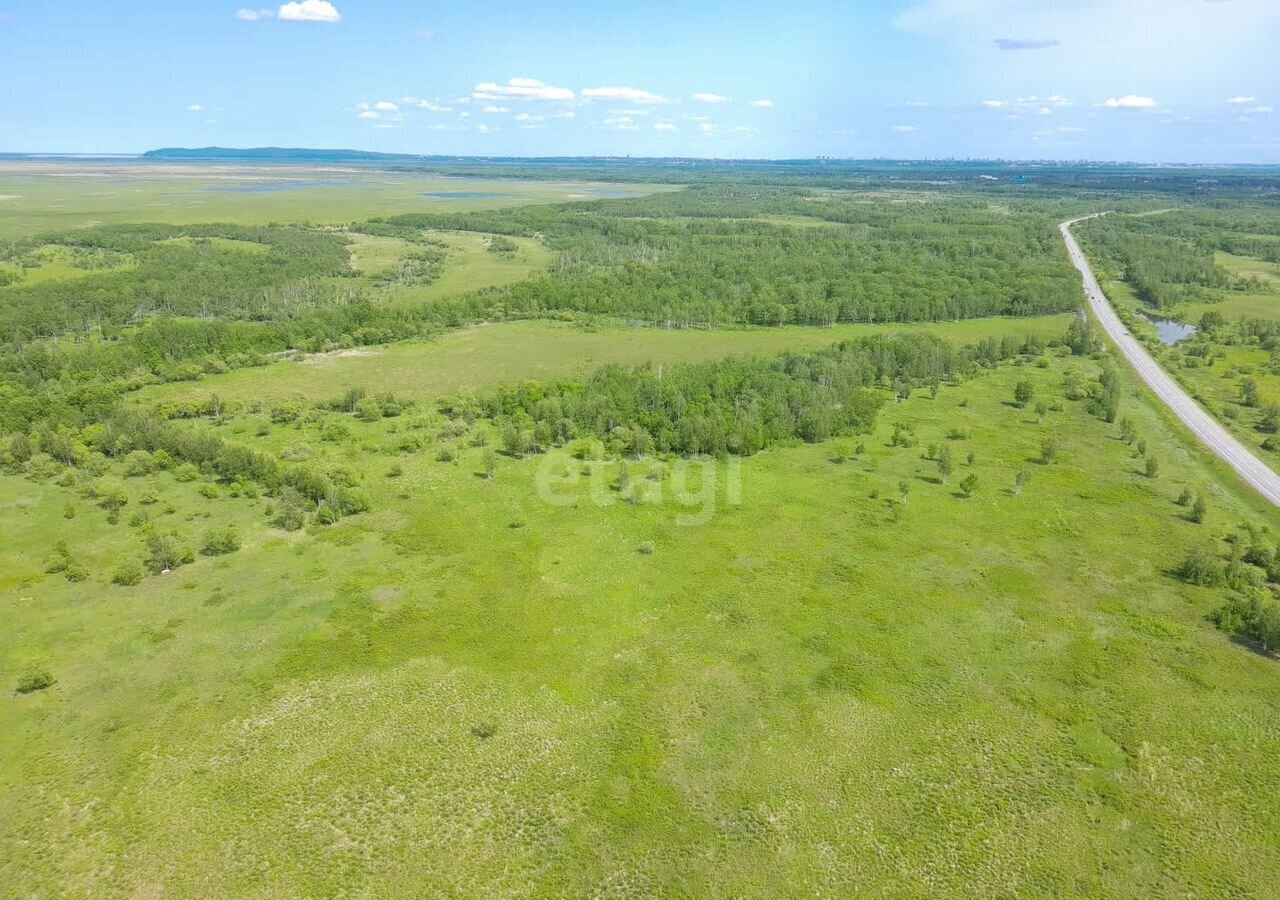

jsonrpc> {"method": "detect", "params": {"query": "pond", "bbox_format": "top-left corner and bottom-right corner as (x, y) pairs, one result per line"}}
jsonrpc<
(1137, 311), (1198, 345)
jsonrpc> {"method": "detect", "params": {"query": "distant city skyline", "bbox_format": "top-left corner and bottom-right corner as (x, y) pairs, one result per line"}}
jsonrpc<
(1, 0), (1278, 162)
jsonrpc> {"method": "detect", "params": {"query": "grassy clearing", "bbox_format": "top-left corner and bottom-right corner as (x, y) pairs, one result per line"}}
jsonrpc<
(5, 345), (1280, 895)
(137, 315), (1075, 408)
(155, 235), (271, 255)
(1171, 251), (1280, 322)
(379, 230), (554, 305)
(0, 243), (135, 287)
(0, 162), (677, 238)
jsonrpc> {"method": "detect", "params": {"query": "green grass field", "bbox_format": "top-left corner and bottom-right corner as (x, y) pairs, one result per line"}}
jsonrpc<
(6, 343), (1280, 896)
(5, 167), (1280, 896)
(0, 161), (674, 237)
(137, 315), (1075, 407)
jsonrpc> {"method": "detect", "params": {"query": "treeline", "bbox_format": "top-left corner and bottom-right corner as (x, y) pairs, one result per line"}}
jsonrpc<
(0, 223), (352, 342)
(450, 331), (1035, 457)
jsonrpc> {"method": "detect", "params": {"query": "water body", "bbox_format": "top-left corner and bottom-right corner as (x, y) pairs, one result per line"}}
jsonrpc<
(420, 191), (506, 199)
(1137, 311), (1198, 345)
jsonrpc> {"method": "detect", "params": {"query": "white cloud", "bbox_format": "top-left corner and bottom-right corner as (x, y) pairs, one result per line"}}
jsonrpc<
(994, 37), (1060, 50)
(655, 122), (677, 131)
(373, 100), (398, 112)
(477, 123), (496, 134)
(1100, 95), (1157, 108)
(603, 115), (640, 130)
(472, 78), (574, 102)
(277, 0), (340, 22)
(892, 124), (917, 132)
(417, 100), (452, 112)
(983, 95), (1070, 116)
(683, 114), (709, 122)
(1058, 125), (1087, 133)
(482, 105), (510, 113)
(458, 111), (470, 119)
(1249, 106), (1273, 114)
(552, 111), (576, 119)
(692, 92), (730, 103)
(615, 108), (652, 117)
(749, 99), (775, 108)
(235, 8), (273, 20)
(187, 104), (204, 112)
(513, 113), (543, 122)
(698, 122), (715, 133)
(357, 110), (379, 120)
(582, 86), (669, 105)
(415, 29), (434, 40)
(1227, 96), (1257, 105)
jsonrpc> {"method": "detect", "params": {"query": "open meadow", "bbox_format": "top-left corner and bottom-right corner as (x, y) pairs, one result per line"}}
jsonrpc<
(3, 161), (1280, 897)
(0, 160), (672, 238)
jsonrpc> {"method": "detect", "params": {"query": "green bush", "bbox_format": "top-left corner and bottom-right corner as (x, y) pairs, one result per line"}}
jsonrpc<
(111, 561), (144, 586)
(16, 669), (55, 694)
(200, 527), (241, 556)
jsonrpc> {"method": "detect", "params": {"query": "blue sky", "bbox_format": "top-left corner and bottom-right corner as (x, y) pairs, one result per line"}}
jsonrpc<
(1, 0), (1278, 162)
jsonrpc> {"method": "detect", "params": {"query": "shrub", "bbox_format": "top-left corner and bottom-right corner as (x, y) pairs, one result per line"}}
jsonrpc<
(200, 527), (241, 556)
(43, 541), (71, 574)
(112, 561), (144, 585)
(16, 669), (55, 694)
(1176, 546), (1224, 587)
(143, 531), (195, 575)
(1191, 495), (1208, 523)
(274, 487), (308, 530)
(122, 450), (155, 477)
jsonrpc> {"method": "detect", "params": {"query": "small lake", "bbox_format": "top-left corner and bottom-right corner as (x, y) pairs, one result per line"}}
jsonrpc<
(1137, 311), (1198, 345)
(420, 191), (507, 199)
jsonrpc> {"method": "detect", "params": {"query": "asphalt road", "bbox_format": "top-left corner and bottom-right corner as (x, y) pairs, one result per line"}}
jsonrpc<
(1060, 215), (1280, 507)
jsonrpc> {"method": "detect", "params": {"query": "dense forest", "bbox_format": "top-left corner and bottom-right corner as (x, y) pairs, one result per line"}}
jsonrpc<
(1076, 208), (1280, 308)
(375, 186), (1081, 325)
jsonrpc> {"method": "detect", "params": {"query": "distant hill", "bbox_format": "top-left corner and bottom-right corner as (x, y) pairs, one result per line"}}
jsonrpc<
(143, 147), (426, 162)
